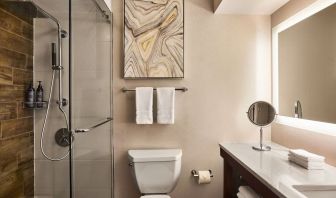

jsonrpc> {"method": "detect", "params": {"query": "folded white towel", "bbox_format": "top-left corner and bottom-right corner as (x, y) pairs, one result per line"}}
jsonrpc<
(238, 186), (260, 198)
(288, 155), (324, 170)
(288, 154), (325, 166)
(136, 87), (153, 124)
(157, 87), (175, 124)
(289, 149), (325, 162)
(290, 161), (324, 170)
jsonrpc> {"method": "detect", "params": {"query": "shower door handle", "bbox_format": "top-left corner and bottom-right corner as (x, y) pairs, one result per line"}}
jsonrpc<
(74, 117), (112, 133)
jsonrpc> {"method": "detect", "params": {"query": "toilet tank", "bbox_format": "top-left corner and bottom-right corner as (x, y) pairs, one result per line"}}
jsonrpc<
(128, 149), (182, 194)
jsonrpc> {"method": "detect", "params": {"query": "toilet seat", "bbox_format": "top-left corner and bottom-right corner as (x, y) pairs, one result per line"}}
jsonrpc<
(140, 195), (171, 198)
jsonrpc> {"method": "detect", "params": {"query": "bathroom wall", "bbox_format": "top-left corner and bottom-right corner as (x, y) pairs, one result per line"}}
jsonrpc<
(0, 3), (34, 197)
(113, 0), (271, 197)
(271, 0), (318, 27)
(271, 0), (336, 166)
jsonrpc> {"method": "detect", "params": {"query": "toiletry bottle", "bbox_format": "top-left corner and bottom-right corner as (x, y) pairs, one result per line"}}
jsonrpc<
(36, 81), (44, 108)
(25, 83), (35, 108)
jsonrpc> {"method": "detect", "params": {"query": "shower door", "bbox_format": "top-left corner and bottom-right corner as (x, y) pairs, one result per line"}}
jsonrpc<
(70, 0), (113, 197)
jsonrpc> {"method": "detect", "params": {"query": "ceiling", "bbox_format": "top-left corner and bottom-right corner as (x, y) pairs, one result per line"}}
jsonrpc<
(214, 0), (290, 15)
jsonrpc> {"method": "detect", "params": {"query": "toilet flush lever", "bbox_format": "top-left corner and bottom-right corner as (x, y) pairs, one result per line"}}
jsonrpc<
(128, 162), (134, 167)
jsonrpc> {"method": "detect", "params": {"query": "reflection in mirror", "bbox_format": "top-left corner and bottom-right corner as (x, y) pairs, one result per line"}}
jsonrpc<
(247, 101), (276, 126)
(247, 101), (276, 151)
(278, 3), (336, 124)
(294, 100), (303, 118)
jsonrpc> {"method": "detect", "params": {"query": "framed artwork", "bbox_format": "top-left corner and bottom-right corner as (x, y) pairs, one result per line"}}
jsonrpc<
(124, 0), (184, 78)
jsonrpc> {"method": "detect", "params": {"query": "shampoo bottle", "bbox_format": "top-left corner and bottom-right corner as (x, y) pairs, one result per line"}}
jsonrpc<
(36, 81), (44, 108)
(25, 83), (35, 108)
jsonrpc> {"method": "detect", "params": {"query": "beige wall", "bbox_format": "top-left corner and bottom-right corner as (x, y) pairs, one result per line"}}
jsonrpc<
(271, 0), (336, 166)
(113, 0), (271, 197)
(271, 0), (317, 26)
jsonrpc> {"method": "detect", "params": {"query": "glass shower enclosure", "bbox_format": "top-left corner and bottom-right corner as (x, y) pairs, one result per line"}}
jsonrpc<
(70, 0), (113, 197)
(0, 0), (112, 197)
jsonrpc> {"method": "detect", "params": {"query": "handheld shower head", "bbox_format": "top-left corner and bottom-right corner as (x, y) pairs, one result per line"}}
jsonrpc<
(51, 43), (57, 67)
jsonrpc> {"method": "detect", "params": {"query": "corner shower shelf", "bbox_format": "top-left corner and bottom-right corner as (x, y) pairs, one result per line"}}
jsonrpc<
(23, 101), (48, 109)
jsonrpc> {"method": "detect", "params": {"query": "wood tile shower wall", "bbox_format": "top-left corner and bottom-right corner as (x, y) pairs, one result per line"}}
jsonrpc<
(0, 4), (34, 197)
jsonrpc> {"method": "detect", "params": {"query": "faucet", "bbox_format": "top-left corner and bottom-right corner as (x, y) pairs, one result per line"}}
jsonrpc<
(294, 100), (302, 118)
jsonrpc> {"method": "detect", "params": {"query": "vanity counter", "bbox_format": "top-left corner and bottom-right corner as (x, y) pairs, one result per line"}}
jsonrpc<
(219, 142), (336, 198)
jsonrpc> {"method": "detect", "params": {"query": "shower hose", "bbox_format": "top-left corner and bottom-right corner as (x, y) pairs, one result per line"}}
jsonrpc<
(40, 70), (72, 161)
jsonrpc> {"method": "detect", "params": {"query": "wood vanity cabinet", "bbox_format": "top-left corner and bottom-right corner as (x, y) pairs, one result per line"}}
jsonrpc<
(220, 147), (285, 198)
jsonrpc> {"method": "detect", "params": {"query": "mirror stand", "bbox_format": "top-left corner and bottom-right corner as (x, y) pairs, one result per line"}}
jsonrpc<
(252, 127), (271, 151)
(247, 101), (275, 152)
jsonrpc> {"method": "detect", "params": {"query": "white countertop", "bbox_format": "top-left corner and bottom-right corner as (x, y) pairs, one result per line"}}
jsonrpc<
(219, 142), (336, 197)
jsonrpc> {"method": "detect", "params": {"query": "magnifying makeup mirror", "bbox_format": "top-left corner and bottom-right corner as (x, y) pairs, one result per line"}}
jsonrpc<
(247, 101), (276, 151)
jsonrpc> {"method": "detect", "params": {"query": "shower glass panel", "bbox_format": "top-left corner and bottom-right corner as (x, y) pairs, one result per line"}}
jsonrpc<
(32, 0), (71, 197)
(71, 0), (112, 197)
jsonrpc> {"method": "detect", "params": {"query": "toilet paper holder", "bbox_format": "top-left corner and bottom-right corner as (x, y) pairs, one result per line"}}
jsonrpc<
(191, 170), (214, 178)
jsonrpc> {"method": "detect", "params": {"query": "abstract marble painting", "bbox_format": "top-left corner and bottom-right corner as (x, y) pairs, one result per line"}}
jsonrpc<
(124, 0), (184, 78)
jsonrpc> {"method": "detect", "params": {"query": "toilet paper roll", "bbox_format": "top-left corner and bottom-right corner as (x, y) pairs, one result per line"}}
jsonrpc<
(197, 170), (211, 184)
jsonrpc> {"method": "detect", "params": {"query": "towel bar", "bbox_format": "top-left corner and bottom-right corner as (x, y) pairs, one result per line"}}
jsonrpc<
(122, 87), (188, 92)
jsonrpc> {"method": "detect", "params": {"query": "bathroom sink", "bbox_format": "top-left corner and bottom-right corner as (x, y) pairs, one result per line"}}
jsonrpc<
(292, 185), (336, 198)
(279, 178), (336, 198)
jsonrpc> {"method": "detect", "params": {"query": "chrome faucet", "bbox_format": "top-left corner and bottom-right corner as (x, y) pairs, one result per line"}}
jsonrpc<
(294, 100), (303, 118)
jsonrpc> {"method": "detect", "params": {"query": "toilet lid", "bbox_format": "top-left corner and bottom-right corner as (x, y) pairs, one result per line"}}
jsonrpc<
(129, 149), (182, 162)
(140, 195), (170, 198)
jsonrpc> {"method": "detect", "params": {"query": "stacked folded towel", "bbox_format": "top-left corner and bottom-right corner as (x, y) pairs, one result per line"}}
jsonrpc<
(237, 186), (260, 198)
(288, 149), (325, 170)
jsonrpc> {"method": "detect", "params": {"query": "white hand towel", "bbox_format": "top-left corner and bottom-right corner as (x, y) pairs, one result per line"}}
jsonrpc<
(290, 160), (324, 170)
(157, 87), (175, 124)
(289, 149), (325, 162)
(288, 155), (325, 170)
(239, 186), (260, 198)
(136, 87), (153, 124)
(288, 154), (325, 166)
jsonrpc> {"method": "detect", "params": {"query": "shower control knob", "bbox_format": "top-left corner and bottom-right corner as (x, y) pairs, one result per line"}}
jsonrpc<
(55, 128), (74, 147)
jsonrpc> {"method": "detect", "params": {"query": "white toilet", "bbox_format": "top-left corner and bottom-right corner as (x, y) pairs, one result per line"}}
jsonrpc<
(128, 149), (182, 198)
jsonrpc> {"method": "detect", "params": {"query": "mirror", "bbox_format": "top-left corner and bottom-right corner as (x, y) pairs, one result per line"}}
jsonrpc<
(247, 101), (276, 126)
(277, 3), (336, 124)
(247, 101), (276, 151)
